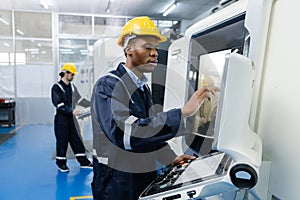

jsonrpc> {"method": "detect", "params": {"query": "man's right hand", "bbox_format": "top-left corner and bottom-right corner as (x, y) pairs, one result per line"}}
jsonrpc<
(73, 109), (82, 116)
(181, 86), (220, 118)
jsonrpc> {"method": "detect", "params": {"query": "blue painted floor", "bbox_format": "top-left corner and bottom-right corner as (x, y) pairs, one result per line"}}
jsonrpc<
(0, 123), (93, 200)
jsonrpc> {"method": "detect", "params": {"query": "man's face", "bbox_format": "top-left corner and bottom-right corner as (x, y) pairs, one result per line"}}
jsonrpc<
(128, 36), (159, 73)
(65, 71), (75, 82)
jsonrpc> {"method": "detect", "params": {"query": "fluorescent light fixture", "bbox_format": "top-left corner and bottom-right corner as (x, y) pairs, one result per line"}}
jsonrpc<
(3, 43), (9, 47)
(0, 17), (9, 26)
(41, 0), (49, 9)
(158, 20), (174, 27)
(80, 49), (89, 53)
(27, 48), (39, 52)
(16, 29), (24, 35)
(60, 51), (74, 55)
(105, 0), (111, 13)
(80, 49), (89, 55)
(59, 48), (72, 52)
(163, 2), (177, 17)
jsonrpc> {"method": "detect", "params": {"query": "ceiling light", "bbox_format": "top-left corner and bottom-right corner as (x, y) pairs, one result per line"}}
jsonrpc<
(60, 51), (74, 55)
(105, 0), (111, 13)
(80, 49), (89, 53)
(59, 48), (72, 52)
(41, 0), (49, 9)
(16, 29), (24, 35)
(0, 17), (9, 26)
(163, 2), (177, 17)
(27, 48), (39, 52)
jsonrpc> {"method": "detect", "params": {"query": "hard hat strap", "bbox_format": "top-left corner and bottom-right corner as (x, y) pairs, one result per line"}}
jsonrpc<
(123, 34), (137, 48)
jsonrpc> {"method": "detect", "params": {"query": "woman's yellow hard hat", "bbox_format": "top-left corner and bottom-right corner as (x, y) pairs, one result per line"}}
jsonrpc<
(118, 16), (167, 47)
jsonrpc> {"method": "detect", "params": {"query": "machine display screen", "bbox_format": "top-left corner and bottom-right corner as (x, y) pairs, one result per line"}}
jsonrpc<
(185, 50), (230, 154)
(184, 14), (247, 155)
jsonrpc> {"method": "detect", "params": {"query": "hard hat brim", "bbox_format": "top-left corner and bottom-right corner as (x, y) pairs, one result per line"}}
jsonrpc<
(118, 34), (167, 47)
(61, 70), (78, 74)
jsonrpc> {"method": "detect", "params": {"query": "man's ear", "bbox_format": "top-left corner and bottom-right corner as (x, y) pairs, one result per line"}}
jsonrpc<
(125, 46), (133, 57)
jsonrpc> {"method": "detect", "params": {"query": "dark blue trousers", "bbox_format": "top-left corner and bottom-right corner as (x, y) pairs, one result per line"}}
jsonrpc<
(91, 157), (157, 200)
(54, 114), (85, 157)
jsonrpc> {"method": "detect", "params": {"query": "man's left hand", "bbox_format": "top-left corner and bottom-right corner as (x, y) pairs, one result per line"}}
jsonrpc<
(171, 154), (196, 166)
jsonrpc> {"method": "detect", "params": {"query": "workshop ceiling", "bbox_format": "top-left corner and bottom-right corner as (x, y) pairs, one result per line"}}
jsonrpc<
(0, 0), (221, 20)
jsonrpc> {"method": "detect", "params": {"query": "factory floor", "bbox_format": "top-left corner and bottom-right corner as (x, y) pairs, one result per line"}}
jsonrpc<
(0, 122), (93, 200)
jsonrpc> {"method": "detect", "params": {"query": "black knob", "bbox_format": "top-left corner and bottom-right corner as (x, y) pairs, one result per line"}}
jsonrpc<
(229, 164), (258, 189)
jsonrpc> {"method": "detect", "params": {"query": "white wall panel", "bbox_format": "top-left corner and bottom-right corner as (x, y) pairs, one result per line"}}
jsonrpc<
(0, 66), (14, 97)
(257, 0), (300, 199)
(16, 65), (54, 98)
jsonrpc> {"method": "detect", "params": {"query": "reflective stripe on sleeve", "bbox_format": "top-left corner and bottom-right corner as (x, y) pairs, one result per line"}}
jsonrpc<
(93, 149), (109, 164)
(92, 149), (97, 157)
(57, 103), (64, 108)
(124, 115), (138, 150)
(77, 97), (84, 104)
(97, 157), (108, 165)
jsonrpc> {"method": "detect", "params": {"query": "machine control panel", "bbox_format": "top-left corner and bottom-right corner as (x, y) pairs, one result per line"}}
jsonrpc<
(139, 151), (232, 199)
(154, 159), (192, 190)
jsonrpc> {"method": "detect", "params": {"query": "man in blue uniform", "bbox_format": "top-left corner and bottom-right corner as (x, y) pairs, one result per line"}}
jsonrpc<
(91, 16), (213, 199)
(51, 63), (92, 172)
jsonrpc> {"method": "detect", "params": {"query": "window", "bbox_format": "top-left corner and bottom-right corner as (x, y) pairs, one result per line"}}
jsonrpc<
(15, 39), (53, 64)
(94, 17), (124, 37)
(0, 10), (12, 37)
(14, 11), (52, 38)
(0, 39), (13, 66)
(59, 39), (88, 63)
(59, 15), (92, 35)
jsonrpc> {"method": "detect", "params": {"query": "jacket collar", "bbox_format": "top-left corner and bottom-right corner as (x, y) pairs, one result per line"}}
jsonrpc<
(113, 63), (140, 95)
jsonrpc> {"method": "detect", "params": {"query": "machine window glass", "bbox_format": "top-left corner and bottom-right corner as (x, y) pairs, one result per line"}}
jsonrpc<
(185, 50), (230, 155)
(184, 14), (247, 155)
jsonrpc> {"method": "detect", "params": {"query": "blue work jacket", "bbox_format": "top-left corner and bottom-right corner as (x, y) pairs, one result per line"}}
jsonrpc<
(91, 63), (185, 173)
(51, 80), (90, 116)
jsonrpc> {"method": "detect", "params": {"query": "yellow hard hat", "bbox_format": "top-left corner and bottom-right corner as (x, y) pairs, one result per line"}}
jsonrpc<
(61, 62), (78, 74)
(118, 16), (167, 47)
